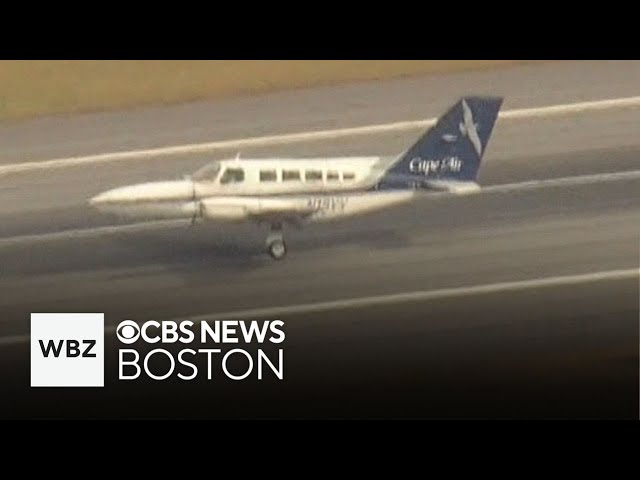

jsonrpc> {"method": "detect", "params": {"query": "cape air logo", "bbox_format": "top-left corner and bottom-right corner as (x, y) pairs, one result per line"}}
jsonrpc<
(439, 99), (483, 157)
(459, 99), (483, 157)
(409, 156), (462, 176)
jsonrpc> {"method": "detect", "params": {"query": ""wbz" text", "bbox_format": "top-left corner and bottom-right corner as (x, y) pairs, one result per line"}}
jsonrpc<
(38, 339), (97, 358)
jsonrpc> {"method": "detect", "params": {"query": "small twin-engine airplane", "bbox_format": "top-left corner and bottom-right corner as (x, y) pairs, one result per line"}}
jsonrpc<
(89, 96), (503, 260)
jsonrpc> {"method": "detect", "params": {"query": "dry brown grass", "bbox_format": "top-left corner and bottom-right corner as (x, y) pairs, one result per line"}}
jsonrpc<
(0, 60), (537, 121)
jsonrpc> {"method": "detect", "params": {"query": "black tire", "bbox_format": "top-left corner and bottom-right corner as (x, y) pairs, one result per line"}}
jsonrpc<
(267, 239), (287, 260)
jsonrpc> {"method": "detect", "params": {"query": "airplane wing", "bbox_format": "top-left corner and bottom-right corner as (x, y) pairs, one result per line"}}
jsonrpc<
(245, 198), (317, 226)
(200, 196), (317, 225)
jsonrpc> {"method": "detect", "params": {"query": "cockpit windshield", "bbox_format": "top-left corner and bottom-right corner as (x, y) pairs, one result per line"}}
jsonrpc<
(192, 161), (222, 182)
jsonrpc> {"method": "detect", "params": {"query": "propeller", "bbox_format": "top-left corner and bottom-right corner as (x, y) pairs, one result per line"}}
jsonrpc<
(181, 173), (201, 226)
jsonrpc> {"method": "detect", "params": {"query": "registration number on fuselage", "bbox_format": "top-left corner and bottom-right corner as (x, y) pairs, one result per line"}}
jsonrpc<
(306, 196), (349, 212)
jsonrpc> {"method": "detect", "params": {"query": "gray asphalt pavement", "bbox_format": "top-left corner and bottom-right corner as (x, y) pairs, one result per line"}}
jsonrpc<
(0, 176), (638, 338)
(1, 60), (640, 164)
(0, 61), (638, 418)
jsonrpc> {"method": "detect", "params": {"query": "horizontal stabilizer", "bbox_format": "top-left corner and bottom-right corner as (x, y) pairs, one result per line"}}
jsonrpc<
(423, 180), (481, 194)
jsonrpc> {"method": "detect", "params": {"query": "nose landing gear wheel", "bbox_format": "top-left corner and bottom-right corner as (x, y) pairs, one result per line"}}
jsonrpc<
(266, 222), (287, 260)
(267, 239), (287, 260)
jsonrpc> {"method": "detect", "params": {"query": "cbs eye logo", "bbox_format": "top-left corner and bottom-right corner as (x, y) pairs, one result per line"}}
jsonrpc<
(116, 320), (140, 344)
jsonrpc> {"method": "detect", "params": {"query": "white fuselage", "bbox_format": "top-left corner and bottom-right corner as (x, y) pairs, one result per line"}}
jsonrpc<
(90, 156), (418, 223)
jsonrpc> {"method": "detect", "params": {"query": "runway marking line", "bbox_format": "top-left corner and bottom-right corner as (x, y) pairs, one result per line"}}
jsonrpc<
(0, 219), (190, 247)
(2, 95), (640, 175)
(184, 268), (639, 321)
(0, 267), (636, 346)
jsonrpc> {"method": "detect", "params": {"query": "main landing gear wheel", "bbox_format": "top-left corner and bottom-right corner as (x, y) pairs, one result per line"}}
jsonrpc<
(267, 239), (287, 260)
(266, 222), (287, 260)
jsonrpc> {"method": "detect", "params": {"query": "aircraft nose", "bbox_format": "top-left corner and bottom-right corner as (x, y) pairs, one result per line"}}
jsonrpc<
(89, 191), (111, 206)
(88, 180), (194, 206)
(89, 187), (131, 206)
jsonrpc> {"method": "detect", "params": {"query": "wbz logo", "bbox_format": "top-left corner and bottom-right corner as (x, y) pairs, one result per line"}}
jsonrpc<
(31, 313), (104, 387)
(39, 339), (97, 358)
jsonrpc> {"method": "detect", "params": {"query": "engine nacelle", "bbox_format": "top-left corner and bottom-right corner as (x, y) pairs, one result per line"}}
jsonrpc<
(200, 202), (248, 222)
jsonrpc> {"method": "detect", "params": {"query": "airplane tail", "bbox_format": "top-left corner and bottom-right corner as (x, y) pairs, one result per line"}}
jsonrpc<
(375, 96), (503, 191)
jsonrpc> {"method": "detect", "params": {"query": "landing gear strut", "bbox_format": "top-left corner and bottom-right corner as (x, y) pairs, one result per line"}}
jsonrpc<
(266, 222), (287, 260)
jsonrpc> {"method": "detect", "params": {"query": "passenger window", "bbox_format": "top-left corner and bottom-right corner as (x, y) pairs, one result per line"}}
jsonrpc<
(305, 170), (322, 182)
(282, 170), (301, 181)
(343, 172), (356, 181)
(260, 170), (277, 182)
(327, 171), (339, 181)
(220, 168), (245, 184)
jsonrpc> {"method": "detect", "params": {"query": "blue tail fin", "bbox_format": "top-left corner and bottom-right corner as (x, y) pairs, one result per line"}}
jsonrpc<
(376, 96), (503, 190)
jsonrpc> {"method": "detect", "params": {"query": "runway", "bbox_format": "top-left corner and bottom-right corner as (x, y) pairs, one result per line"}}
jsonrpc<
(1, 61), (638, 418)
